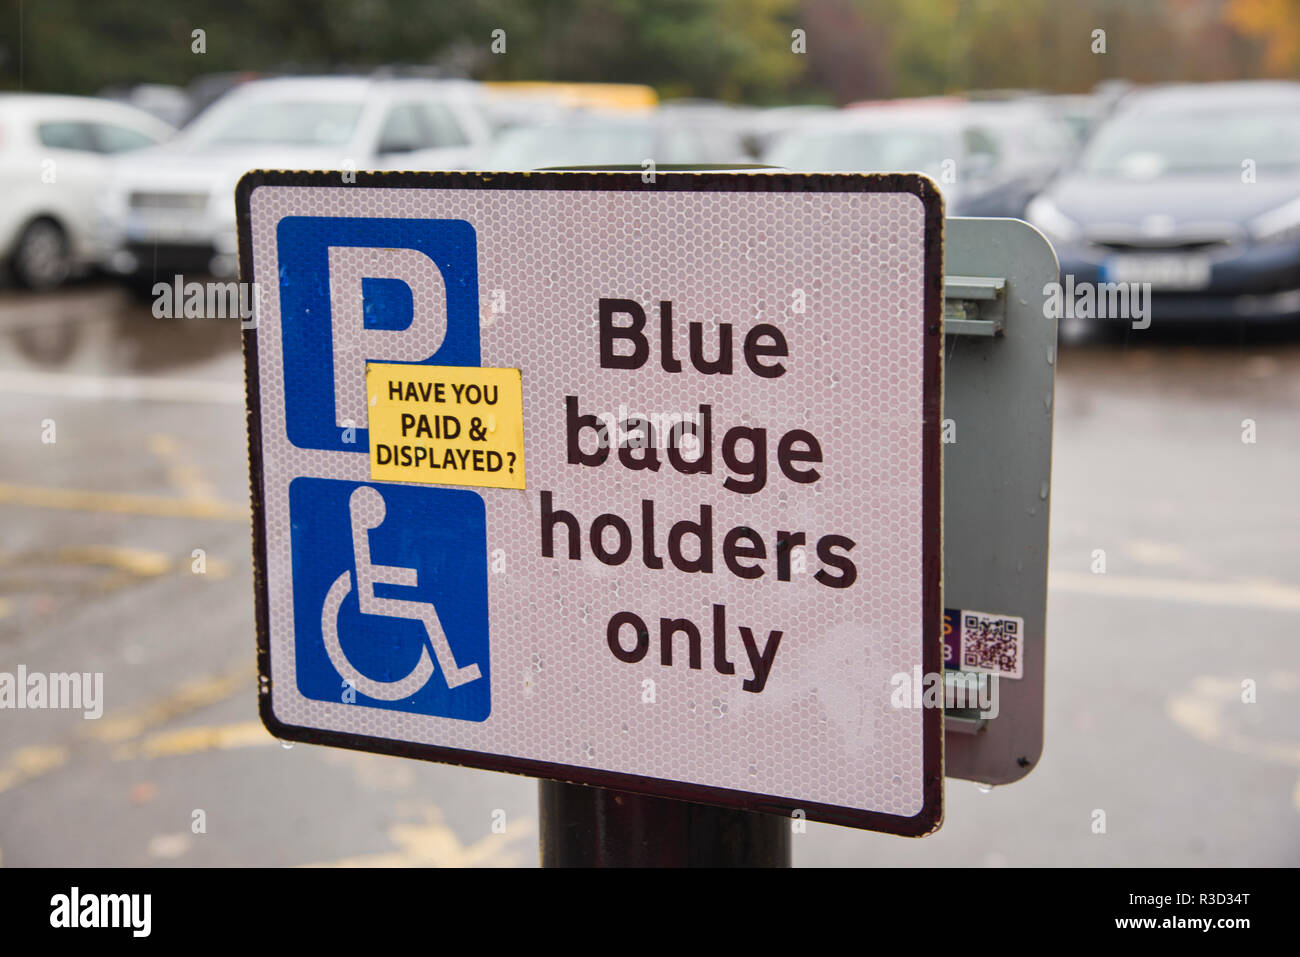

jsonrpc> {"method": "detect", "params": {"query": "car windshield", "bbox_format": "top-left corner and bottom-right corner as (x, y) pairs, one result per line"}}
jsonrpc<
(1081, 105), (1300, 177)
(976, 112), (1077, 163)
(186, 99), (364, 147)
(482, 123), (657, 169)
(766, 127), (950, 173)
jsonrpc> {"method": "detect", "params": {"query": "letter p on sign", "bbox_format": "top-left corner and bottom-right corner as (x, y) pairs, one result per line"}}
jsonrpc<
(275, 216), (480, 452)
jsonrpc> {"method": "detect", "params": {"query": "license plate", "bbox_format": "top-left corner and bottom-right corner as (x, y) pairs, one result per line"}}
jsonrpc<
(125, 211), (191, 243)
(1102, 254), (1211, 290)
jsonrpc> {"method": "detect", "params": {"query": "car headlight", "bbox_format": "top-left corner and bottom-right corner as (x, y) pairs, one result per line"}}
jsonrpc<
(1025, 196), (1081, 245)
(1249, 195), (1300, 244)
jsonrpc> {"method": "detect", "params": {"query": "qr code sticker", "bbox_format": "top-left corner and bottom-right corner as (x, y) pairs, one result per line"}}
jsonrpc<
(960, 610), (1024, 679)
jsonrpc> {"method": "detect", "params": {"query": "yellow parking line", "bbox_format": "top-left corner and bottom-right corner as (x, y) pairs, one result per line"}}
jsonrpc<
(1166, 674), (1300, 767)
(0, 482), (248, 522)
(87, 666), (254, 745)
(0, 667), (254, 795)
(146, 433), (222, 504)
(88, 668), (254, 744)
(50, 544), (172, 577)
(0, 745), (70, 794)
(0, 544), (232, 599)
(304, 804), (533, 868)
(113, 719), (272, 760)
(101, 720), (534, 866)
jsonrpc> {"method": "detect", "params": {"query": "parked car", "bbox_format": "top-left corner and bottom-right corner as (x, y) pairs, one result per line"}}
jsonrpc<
(743, 104), (835, 156)
(98, 83), (193, 129)
(480, 111), (751, 170)
(949, 100), (1079, 216)
(96, 75), (491, 285)
(1034, 93), (1108, 147)
(1025, 81), (1300, 326)
(658, 98), (762, 159)
(0, 94), (173, 289)
(763, 99), (1075, 217)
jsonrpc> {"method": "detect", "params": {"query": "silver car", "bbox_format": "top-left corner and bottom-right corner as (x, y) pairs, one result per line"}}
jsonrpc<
(96, 75), (491, 286)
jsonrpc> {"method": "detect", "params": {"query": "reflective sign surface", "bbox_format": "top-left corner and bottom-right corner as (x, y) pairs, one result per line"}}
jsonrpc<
(240, 170), (943, 834)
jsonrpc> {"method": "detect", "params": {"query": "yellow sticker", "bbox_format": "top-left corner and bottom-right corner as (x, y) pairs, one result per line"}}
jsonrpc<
(366, 363), (525, 490)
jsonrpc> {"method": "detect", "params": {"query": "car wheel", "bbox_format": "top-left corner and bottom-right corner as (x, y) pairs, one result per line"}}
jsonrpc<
(11, 219), (72, 290)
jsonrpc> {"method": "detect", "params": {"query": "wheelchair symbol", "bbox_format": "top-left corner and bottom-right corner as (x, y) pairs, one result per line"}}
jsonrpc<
(321, 485), (482, 700)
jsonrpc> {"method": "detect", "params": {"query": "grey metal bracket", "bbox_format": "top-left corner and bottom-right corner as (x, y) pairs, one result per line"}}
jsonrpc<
(946, 714), (989, 735)
(941, 218), (1057, 785)
(944, 274), (1007, 336)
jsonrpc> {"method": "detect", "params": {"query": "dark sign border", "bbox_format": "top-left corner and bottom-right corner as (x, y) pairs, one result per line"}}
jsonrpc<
(237, 169), (945, 837)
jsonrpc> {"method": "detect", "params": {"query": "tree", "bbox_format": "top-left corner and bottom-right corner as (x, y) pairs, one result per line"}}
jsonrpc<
(1226, 0), (1300, 73)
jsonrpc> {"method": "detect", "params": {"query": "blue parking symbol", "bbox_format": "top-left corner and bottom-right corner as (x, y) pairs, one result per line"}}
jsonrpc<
(289, 478), (490, 722)
(276, 216), (480, 453)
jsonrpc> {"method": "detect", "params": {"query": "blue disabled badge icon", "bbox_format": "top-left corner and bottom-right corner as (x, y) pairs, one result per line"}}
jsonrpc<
(289, 478), (490, 721)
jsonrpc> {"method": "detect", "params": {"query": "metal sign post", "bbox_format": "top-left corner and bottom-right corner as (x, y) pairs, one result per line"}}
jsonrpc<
(539, 780), (791, 866)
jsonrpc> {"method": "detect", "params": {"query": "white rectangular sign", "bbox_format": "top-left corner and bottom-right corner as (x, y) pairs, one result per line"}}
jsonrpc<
(239, 170), (944, 834)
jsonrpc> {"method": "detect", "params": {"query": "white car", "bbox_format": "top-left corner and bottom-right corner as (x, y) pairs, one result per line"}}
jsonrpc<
(0, 94), (173, 289)
(97, 75), (492, 286)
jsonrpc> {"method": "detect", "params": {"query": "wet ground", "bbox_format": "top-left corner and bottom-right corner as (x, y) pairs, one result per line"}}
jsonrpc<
(0, 282), (1296, 866)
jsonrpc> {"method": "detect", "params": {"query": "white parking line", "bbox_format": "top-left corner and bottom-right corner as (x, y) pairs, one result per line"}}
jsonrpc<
(1051, 571), (1300, 611)
(0, 368), (243, 404)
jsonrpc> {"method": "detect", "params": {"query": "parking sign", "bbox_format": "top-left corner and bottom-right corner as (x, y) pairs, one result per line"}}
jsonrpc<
(240, 170), (944, 835)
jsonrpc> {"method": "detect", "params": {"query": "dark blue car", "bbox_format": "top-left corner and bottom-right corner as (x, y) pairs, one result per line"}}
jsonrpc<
(1026, 81), (1300, 331)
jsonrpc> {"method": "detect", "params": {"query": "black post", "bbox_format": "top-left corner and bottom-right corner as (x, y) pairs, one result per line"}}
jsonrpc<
(538, 780), (792, 867)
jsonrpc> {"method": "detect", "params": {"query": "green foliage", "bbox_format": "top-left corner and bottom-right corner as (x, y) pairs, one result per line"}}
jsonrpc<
(0, 0), (1278, 104)
(0, 0), (805, 101)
